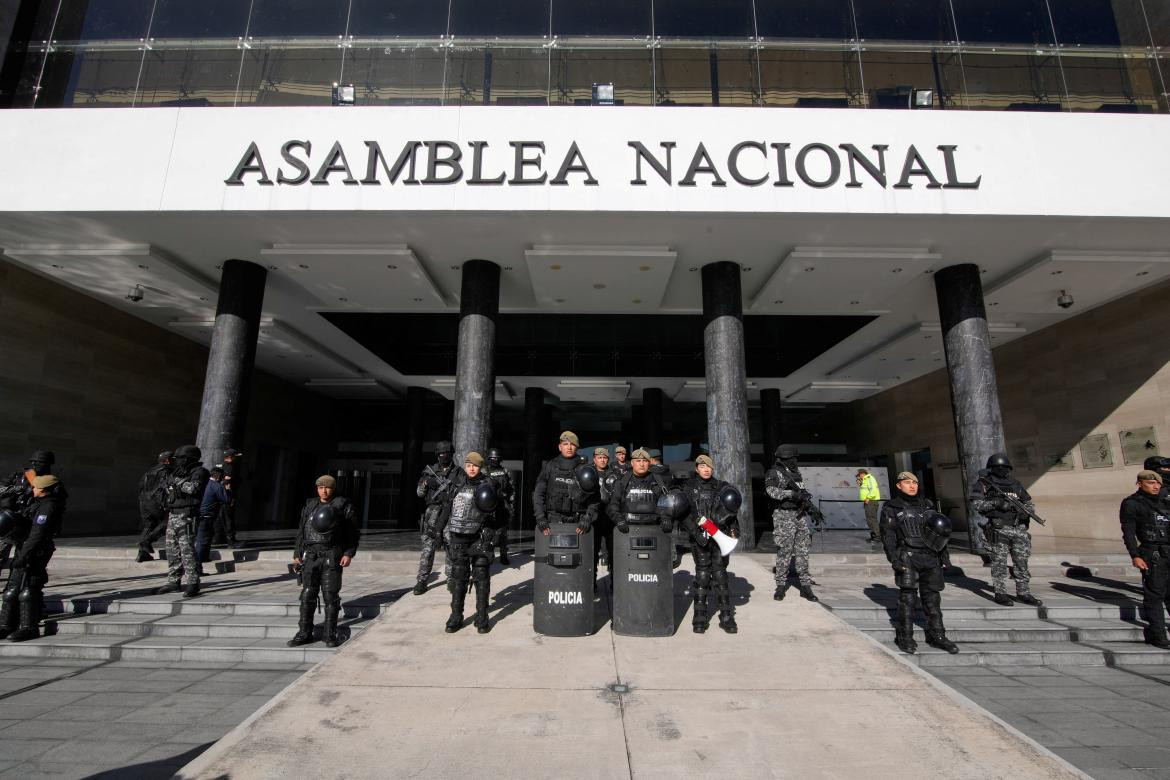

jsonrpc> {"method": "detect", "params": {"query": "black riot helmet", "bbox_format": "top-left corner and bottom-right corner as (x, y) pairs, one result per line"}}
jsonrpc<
(173, 444), (201, 470)
(1144, 456), (1170, 477)
(986, 452), (1012, 478)
(158, 450), (173, 465)
(473, 482), (498, 512)
(29, 450), (55, 475)
(922, 512), (952, 553)
(436, 440), (454, 466)
(486, 447), (503, 465)
(775, 444), (799, 463)
(719, 485), (743, 513)
(575, 464), (599, 494)
(311, 504), (336, 533)
(650, 463), (670, 476)
(656, 489), (691, 520)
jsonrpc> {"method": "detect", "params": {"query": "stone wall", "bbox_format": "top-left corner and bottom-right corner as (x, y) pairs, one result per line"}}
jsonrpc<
(0, 258), (334, 535)
(848, 277), (1170, 542)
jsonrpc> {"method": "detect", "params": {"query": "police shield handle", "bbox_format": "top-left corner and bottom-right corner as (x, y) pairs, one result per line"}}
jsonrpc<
(698, 517), (739, 557)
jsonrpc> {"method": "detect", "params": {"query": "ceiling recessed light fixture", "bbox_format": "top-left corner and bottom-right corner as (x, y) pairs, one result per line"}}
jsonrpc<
(297, 263), (310, 269)
(387, 264), (398, 270)
(550, 264), (562, 271)
(639, 265), (651, 272)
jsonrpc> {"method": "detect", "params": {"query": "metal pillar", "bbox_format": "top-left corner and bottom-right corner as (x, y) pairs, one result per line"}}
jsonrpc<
(452, 260), (500, 465)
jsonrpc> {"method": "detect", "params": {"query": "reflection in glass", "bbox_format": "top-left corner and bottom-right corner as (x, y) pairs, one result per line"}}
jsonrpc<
(860, 50), (958, 107)
(851, 0), (955, 43)
(712, 48), (759, 105)
(550, 47), (653, 104)
(945, 52), (1064, 109)
(1046, 0), (1133, 46)
(54, 49), (145, 106)
(343, 45), (447, 104)
(237, 46), (342, 105)
(1146, 0), (1170, 49)
(149, 0), (250, 40)
(754, 0), (854, 40)
(247, 0), (348, 39)
(1060, 52), (1160, 111)
(655, 48), (712, 104)
(448, 0), (550, 38)
(654, 0), (754, 39)
(348, 0), (451, 37)
(949, 0), (1054, 45)
(551, 0), (651, 37)
(51, 0), (154, 43)
(1, 0), (59, 107)
(758, 49), (863, 106)
(446, 46), (549, 104)
(136, 46), (244, 106)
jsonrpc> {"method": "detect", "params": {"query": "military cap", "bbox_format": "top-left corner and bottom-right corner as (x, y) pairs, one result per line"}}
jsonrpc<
(631, 448), (651, 460)
(594, 447), (609, 456)
(465, 451), (485, 467)
(32, 475), (59, 489)
(559, 431), (580, 446)
(1139, 470), (1163, 484)
(695, 454), (714, 468)
(896, 471), (919, 484)
(315, 475), (337, 488)
(615, 446), (627, 454)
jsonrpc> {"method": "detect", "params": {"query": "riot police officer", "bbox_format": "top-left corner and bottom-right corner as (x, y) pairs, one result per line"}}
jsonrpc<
(438, 453), (499, 634)
(971, 453), (1041, 607)
(0, 475), (66, 641)
(1120, 470), (1170, 648)
(606, 449), (672, 534)
(136, 451), (172, 562)
(157, 444), (209, 598)
(413, 440), (457, 595)
(1, 450), (56, 568)
(613, 446), (630, 476)
(680, 455), (740, 634)
(880, 472), (958, 655)
(765, 444), (819, 602)
(484, 447), (515, 566)
(1143, 457), (1170, 499)
(288, 475), (360, 648)
(532, 432), (599, 538)
(592, 447), (617, 572)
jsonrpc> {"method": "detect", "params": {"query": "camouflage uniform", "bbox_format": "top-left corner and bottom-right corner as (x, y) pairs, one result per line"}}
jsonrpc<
(416, 521), (451, 581)
(416, 459), (457, 585)
(986, 524), (1032, 596)
(771, 508), (813, 588)
(165, 512), (199, 587)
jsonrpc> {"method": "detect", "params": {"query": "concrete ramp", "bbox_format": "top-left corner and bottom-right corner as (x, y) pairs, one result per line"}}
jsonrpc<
(180, 557), (1082, 779)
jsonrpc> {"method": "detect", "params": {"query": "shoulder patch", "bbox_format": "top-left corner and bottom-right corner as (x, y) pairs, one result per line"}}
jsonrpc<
(35, 514), (48, 525)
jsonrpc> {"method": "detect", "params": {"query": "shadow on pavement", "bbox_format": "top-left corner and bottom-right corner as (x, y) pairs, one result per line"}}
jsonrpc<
(81, 742), (215, 779)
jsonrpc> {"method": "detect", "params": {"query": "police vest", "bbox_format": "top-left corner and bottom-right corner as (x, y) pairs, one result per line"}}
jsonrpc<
(618, 472), (667, 522)
(301, 497), (349, 547)
(983, 476), (1027, 526)
(889, 498), (933, 549)
(544, 457), (586, 516)
(447, 479), (490, 535)
(1137, 497), (1170, 545)
(165, 466), (209, 514)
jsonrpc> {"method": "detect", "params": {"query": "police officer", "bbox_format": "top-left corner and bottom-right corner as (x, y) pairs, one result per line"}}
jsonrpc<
(289, 475), (360, 648)
(195, 468), (229, 575)
(532, 431), (599, 538)
(680, 455), (739, 634)
(613, 446), (630, 476)
(439, 453), (499, 634)
(1120, 470), (1170, 649)
(881, 472), (958, 655)
(1143, 457), (1170, 499)
(971, 453), (1041, 607)
(484, 447), (515, 566)
(0, 475), (66, 641)
(413, 440), (457, 595)
(1, 450), (56, 568)
(607, 448), (672, 533)
(766, 444), (819, 602)
(136, 451), (172, 562)
(592, 447), (617, 573)
(157, 444), (209, 598)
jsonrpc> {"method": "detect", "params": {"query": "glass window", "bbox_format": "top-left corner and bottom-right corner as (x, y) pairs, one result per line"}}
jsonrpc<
(1047, 0), (1132, 46)
(654, 0), (754, 39)
(246, 0), (348, 39)
(48, 49), (145, 106)
(758, 48), (863, 106)
(949, 0), (1055, 45)
(149, 0), (250, 40)
(712, 48), (759, 105)
(348, 0), (451, 37)
(945, 52), (1065, 110)
(551, 0), (651, 37)
(1145, 0), (1170, 49)
(236, 46), (343, 104)
(755, 0), (855, 41)
(655, 48), (713, 104)
(445, 46), (548, 104)
(342, 45), (447, 104)
(136, 46), (244, 105)
(1, 0), (58, 107)
(550, 47), (653, 104)
(851, 0), (956, 43)
(51, 0), (153, 43)
(1060, 51), (1162, 111)
(860, 50), (959, 108)
(448, 0), (550, 38)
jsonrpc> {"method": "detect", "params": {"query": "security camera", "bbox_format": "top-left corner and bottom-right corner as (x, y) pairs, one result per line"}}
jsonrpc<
(126, 285), (144, 303)
(1056, 290), (1074, 310)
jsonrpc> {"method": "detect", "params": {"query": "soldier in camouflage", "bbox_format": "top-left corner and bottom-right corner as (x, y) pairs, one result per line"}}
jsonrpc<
(414, 441), (457, 595)
(971, 453), (1042, 607)
(157, 444), (209, 598)
(484, 447), (515, 566)
(765, 444), (819, 602)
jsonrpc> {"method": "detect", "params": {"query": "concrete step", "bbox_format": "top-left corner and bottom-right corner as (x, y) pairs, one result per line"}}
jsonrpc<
(826, 601), (1143, 623)
(47, 611), (373, 640)
(854, 619), (1072, 643)
(0, 633), (341, 664)
(43, 594), (393, 620)
(884, 639), (1170, 668)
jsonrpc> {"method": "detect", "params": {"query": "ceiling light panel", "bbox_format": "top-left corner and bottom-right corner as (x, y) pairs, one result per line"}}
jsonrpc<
(524, 245), (676, 312)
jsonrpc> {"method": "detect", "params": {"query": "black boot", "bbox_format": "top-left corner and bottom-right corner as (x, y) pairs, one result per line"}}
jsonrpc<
(0, 597), (17, 641)
(412, 579), (428, 596)
(446, 581), (467, 633)
(1016, 593), (1042, 607)
(8, 597), (41, 643)
(498, 551), (510, 566)
(474, 578), (491, 634)
(324, 608), (341, 647)
(718, 611), (738, 634)
(182, 583), (200, 599)
(993, 592), (1014, 606)
(136, 549), (154, 563)
(923, 592), (959, 654)
(773, 584), (789, 601)
(799, 585), (819, 602)
(155, 581), (180, 595)
(1145, 625), (1170, 649)
(894, 591), (917, 654)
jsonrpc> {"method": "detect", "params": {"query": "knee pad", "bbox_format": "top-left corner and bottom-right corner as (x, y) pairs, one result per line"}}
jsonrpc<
(921, 591), (941, 611)
(472, 559), (490, 584)
(694, 570), (712, 590)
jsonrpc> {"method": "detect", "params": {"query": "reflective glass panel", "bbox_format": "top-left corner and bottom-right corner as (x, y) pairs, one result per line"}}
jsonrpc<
(654, 0), (754, 38)
(946, 52), (1065, 109)
(51, 0), (153, 43)
(1147, 0), (1170, 48)
(342, 45), (447, 104)
(1047, 0), (1132, 46)
(949, 0), (1055, 45)
(135, 46), (243, 105)
(551, 0), (651, 37)
(1060, 51), (1161, 111)
(757, 48), (863, 105)
(236, 46), (343, 104)
(655, 48), (713, 104)
(755, 0), (855, 41)
(247, 0), (348, 39)
(149, 0), (250, 40)
(1, 0), (57, 107)
(448, 0), (550, 37)
(851, 0), (956, 43)
(445, 46), (548, 104)
(550, 47), (653, 104)
(55, 49), (144, 105)
(348, 0), (451, 37)
(860, 50), (959, 107)
(712, 48), (759, 105)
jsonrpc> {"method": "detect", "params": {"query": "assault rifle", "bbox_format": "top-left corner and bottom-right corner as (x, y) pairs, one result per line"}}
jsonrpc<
(775, 463), (826, 530)
(976, 469), (1047, 526)
(423, 465), (455, 503)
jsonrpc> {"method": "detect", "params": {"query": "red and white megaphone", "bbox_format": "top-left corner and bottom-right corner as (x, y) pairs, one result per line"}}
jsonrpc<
(698, 517), (738, 557)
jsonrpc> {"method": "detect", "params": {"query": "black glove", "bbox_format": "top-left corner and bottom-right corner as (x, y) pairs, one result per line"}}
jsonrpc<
(617, 520), (630, 534)
(576, 519), (591, 533)
(660, 518), (673, 533)
(535, 517), (550, 533)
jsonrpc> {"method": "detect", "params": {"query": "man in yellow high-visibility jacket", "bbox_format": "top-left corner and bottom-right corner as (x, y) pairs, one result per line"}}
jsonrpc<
(857, 468), (882, 542)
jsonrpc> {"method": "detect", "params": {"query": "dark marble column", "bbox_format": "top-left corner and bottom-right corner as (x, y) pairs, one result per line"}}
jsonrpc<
(641, 387), (663, 452)
(398, 386), (427, 527)
(934, 263), (1006, 553)
(702, 261), (755, 550)
(760, 388), (782, 471)
(195, 260), (267, 467)
(452, 260), (500, 465)
(523, 387), (546, 531)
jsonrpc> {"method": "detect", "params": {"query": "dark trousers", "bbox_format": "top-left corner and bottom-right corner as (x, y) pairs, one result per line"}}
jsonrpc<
(448, 532), (491, 628)
(213, 499), (237, 544)
(895, 549), (947, 639)
(593, 515), (614, 573)
(1141, 545), (1170, 634)
(138, 503), (166, 551)
(298, 545), (343, 634)
(194, 513), (216, 564)
(0, 548), (52, 632)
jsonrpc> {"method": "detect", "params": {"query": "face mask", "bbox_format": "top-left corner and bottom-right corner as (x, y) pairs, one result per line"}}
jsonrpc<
(437, 453), (453, 466)
(991, 466), (1011, 479)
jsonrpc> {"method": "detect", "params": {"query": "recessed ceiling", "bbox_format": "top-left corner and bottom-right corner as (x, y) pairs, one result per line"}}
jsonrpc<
(984, 250), (1170, 315)
(261, 244), (448, 311)
(524, 245), (676, 312)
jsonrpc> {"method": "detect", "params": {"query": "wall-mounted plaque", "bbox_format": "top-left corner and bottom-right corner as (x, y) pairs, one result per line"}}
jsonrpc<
(1120, 426), (1160, 466)
(1044, 448), (1075, 472)
(1079, 433), (1114, 469)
